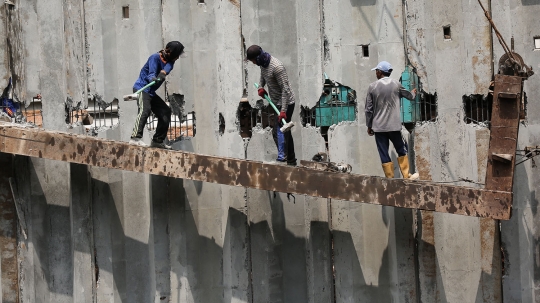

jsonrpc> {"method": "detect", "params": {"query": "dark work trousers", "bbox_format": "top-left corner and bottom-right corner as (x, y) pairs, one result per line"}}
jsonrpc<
(131, 89), (171, 143)
(272, 103), (296, 165)
(374, 131), (408, 163)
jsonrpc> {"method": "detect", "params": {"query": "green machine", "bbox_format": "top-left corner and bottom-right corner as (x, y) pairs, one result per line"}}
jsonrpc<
(313, 74), (357, 127)
(400, 65), (421, 123)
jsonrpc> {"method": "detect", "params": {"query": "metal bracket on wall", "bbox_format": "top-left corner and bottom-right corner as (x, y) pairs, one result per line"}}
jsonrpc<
(484, 75), (524, 212)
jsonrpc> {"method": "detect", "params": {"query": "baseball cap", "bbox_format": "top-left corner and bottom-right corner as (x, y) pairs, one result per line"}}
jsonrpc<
(371, 61), (392, 73)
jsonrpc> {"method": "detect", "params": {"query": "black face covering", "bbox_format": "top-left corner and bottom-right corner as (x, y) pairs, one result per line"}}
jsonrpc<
(164, 41), (184, 61)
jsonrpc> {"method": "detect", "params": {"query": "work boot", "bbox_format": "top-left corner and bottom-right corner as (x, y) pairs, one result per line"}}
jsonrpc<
(397, 155), (419, 180)
(151, 139), (172, 150)
(129, 137), (148, 147)
(382, 162), (394, 178)
(287, 158), (297, 166)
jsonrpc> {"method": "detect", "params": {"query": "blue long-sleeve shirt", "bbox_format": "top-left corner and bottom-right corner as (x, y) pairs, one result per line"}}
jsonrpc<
(133, 53), (174, 96)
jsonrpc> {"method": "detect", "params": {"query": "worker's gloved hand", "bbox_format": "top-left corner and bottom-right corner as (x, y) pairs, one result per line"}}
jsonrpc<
(278, 111), (287, 121)
(258, 88), (267, 98)
(152, 73), (166, 84)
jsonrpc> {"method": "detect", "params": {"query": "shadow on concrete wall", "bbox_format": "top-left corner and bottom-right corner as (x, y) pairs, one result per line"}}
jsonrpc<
(14, 154), (494, 301)
(350, 0), (377, 7)
(501, 161), (535, 302)
(522, 0), (540, 6)
(17, 157), (75, 299)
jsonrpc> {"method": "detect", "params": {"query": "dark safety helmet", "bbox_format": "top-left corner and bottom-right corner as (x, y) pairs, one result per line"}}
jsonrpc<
(165, 41), (185, 61)
(245, 45), (262, 61)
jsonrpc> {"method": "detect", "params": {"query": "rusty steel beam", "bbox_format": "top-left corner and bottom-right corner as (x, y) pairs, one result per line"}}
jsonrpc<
(485, 75), (523, 193)
(0, 124), (512, 219)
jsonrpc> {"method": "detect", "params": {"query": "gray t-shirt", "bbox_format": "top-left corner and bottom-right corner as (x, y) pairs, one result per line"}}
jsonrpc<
(365, 77), (416, 132)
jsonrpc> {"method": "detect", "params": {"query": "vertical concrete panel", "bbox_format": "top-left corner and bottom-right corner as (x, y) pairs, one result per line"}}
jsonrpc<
(215, 2), (252, 302)
(122, 171), (155, 303)
(63, 0), (87, 105)
(4, 0), (28, 101)
(180, 0), (219, 154)
(44, 160), (73, 303)
(70, 163), (95, 303)
(37, 0), (67, 131)
(405, 0), (498, 301)
(243, 1), (332, 302)
(405, 0), (492, 92)
(242, 0), (299, 107)
(414, 124), (438, 302)
(329, 124), (416, 302)
(163, 1), (252, 302)
(91, 167), (126, 302)
(24, 158), (73, 302)
(13, 156), (36, 303)
(151, 175), (171, 302)
(102, 0), (165, 301)
(177, 181), (224, 303)
(475, 128), (503, 302)
(0, 4), (7, 82)
(0, 153), (19, 303)
(295, 0), (323, 108)
(319, 3), (397, 293)
(84, 0), (119, 103)
(491, 0), (540, 301)
(300, 128), (333, 303)
(247, 129), (306, 303)
(162, 0), (194, 101)
(416, 122), (488, 302)
(167, 177), (191, 303)
(492, 0), (540, 123)
(500, 125), (540, 302)
(18, 0), (41, 100)
(322, 0), (398, 111)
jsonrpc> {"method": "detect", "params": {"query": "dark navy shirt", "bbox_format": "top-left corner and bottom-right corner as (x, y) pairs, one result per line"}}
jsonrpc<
(133, 52), (174, 96)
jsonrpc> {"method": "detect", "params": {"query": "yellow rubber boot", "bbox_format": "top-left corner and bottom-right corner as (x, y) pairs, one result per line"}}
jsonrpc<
(381, 162), (394, 178)
(398, 155), (419, 180)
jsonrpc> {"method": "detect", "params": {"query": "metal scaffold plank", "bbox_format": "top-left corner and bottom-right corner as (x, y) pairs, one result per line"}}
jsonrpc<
(0, 124), (512, 219)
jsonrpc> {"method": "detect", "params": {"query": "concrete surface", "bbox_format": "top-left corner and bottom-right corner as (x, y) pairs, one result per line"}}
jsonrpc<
(0, 0), (539, 302)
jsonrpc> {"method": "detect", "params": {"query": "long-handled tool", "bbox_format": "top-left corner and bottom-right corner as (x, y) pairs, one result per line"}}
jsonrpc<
(123, 81), (156, 101)
(254, 83), (295, 133)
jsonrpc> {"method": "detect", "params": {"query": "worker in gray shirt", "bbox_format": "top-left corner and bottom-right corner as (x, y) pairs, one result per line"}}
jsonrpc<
(246, 45), (297, 166)
(365, 61), (419, 179)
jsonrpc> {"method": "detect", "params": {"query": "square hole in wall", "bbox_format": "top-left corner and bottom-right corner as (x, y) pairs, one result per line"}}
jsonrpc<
(122, 6), (129, 19)
(443, 25), (451, 40)
(534, 36), (540, 50)
(198, 0), (205, 3)
(362, 45), (369, 58)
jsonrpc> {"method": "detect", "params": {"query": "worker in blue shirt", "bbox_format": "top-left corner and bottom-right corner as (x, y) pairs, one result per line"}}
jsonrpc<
(129, 41), (185, 149)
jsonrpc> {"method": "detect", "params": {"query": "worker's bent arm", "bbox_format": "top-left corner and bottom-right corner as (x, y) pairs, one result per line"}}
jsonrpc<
(146, 56), (160, 83)
(399, 85), (416, 100)
(275, 65), (293, 110)
(365, 87), (374, 128)
(259, 72), (266, 89)
(163, 62), (174, 75)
